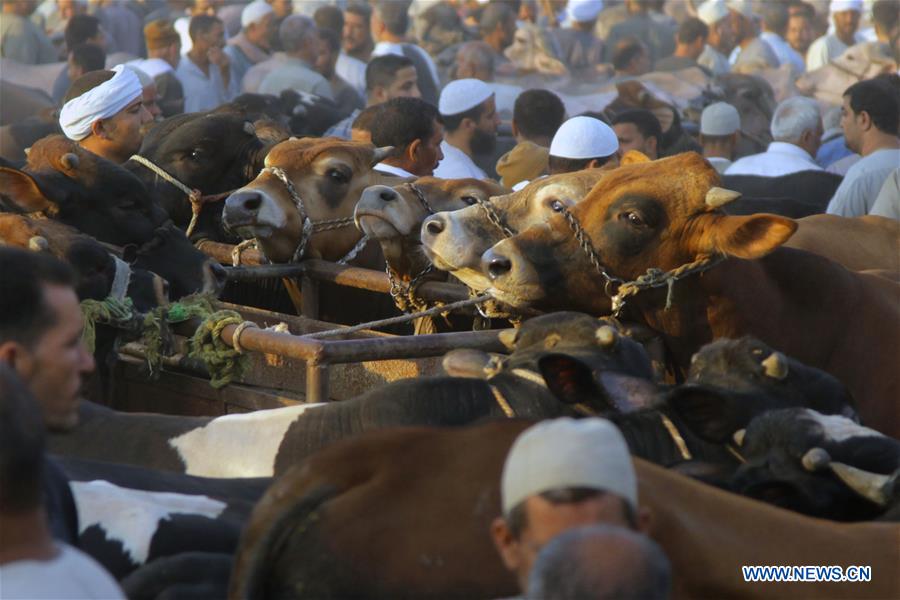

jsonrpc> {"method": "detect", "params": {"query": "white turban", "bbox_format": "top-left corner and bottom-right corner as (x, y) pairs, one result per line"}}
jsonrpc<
(59, 65), (143, 141)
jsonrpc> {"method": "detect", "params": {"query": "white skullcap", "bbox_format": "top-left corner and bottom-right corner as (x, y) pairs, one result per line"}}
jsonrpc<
(501, 418), (637, 515)
(697, 0), (729, 26)
(700, 102), (740, 136)
(439, 78), (494, 116)
(59, 65), (143, 141)
(242, 0), (273, 27)
(726, 0), (754, 19)
(549, 116), (618, 159)
(567, 0), (604, 23)
(830, 0), (862, 13)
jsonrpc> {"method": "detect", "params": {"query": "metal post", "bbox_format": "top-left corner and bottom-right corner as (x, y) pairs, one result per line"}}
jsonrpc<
(305, 361), (329, 404)
(301, 275), (320, 320)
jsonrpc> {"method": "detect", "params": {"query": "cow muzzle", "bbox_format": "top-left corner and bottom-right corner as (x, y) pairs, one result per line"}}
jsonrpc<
(224, 188), (285, 238)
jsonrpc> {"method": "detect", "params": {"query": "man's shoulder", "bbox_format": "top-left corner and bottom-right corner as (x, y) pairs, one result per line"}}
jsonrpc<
(849, 149), (900, 176)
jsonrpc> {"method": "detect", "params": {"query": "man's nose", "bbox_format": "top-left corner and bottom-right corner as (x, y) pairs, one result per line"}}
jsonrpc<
(140, 105), (153, 123)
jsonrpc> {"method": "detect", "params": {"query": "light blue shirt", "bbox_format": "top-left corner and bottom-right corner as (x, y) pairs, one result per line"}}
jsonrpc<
(827, 148), (900, 217)
(175, 56), (238, 113)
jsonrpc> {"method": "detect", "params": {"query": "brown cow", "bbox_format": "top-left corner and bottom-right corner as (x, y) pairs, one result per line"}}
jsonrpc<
(222, 137), (395, 264)
(480, 153), (900, 436)
(229, 420), (900, 599)
(790, 214), (900, 274)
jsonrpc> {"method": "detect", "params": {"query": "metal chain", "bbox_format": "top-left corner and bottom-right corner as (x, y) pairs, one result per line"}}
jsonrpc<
(386, 263), (435, 313)
(474, 196), (516, 238)
(406, 182), (436, 215)
(558, 205), (623, 289)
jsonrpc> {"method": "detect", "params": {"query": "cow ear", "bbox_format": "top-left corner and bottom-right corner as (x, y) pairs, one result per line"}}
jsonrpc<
(620, 151), (651, 165)
(667, 385), (747, 443)
(0, 168), (53, 213)
(706, 213), (797, 259)
(538, 354), (613, 411)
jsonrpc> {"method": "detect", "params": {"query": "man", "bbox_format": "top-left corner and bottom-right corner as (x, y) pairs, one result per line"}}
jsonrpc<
(725, 96), (823, 176)
(553, 0), (604, 73)
(697, 0), (733, 76)
(176, 15), (237, 113)
(258, 15), (333, 100)
(133, 19), (184, 117)
(433, 78), (499, 179)
(604, 0), (676, 64)
(67, 43), (106, 85)
(478, 2), (517, 73)
(490, 418), (651, 595)
(0, 0), (58, 64)
(785, 5), (815, 58)
(655, 17), (709, 73)
(370, 0), (440, 105)
(759, 2), (805, 73)
(224, 0), (274, 90)
(93, 0), (144, 58)
(869, 168), (899, 220)
(612, 110), (662, 160)
(806, 0), (864, 71)
(527, 525), (672, 600)
(51, 13), (107, 105)
(59, 66), (153, 164)
(869, 0), (899, 55)
(495, 89), (565, 189)
(827, 78), (900, 217)
(699, 101), (741, 174)
(369, 97), (444, 178)
(311, 4), (365, 98)
(125, 65), (163, 122)
(316, 28), (364, 119)
(611, 37), (652, 78)
(727, 0), (780, 70)
(343, 2), (374, 63)
(324, 54), (420, 139)
(548, 115), (619, 175)
(266, 0), (293, 51)
(350, 104), (380, 143)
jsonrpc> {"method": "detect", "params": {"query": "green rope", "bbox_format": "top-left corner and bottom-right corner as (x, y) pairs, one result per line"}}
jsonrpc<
(188, 309), (248, 388)
(80, 297), (137, 353)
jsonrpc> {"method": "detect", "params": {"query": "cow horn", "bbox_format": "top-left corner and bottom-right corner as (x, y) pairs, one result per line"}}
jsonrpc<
(801, 447), (831, 472)
(828, 462), (891, 506)
(370, 146), (395, 166)
(732, 429), (746, 447)
(705, 187), (741, 208)
(60, 152), (79, 171)
(595, 325), (617, 347)
(498, 328), (518, 351)
(761, 352), (788, 380)
(27, 236), (49, 252)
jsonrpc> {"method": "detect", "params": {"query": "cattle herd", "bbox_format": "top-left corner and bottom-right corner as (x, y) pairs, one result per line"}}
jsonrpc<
(0, 104), (899, 599)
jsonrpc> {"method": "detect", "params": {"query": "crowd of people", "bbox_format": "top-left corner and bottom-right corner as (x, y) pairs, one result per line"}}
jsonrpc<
(1, 0), (899, 598)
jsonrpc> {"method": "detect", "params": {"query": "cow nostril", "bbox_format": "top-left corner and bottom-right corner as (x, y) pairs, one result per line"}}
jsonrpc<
(379, 190), (396, 202)
(425, 218), (444, 235)
(487, 257), (512, 280)
(242, 193), (262, 212)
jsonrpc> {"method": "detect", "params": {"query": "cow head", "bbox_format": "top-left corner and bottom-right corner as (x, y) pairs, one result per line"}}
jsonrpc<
(356, 177), (507, 280)
(422, 169), (610, 292)
(223, 137), (394, 263)
(731, 408), (900, 521)
(481, 152), (797, 314)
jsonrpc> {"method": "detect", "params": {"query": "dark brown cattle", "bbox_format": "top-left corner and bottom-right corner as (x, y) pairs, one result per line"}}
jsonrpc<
(480, 153), (900, 436)
(230, 420), (900, 599)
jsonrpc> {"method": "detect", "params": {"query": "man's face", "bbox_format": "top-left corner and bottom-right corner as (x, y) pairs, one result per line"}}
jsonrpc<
(58, 0), (85, 21)
(247, 13), (274, 49)
(708, 18), (735, 53)
(142, 84), (163, 120)
(384, 65), (421, 100)
(13, 285), (95, 431)
(412, 119), (445, 176)
(270, 0), (292, 19)
(833, 10), (860, 41)
(197, 23), (226, 52)
(470, 96), (500, 154)
(314, 37), (337, 78)
(786, 15), (813, 53)
(500, 16), (517, 49)
(343, 12), (370, 54)
(614, 122), (657, 159)
(840, 95), (863, 153)
(166, 40), (182, 68)
(104, 97), (153, 157)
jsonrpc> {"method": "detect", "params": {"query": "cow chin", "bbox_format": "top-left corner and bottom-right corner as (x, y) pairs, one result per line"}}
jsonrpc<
(355, 213), (401, 241)
(486, 281), (547, 310)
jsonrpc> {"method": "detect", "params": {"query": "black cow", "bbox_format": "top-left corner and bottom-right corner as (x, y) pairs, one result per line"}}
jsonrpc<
(0, 135), (225, 298)
(731, 408), (900, 521)
(722, 170), (844, 217)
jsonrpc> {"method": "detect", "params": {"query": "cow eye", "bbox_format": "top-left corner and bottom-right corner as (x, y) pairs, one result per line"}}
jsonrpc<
(549, 200), (565, 213)
(621, 211), (645, 227)
(328, 168), (349, 184)
(460, 195), (477, 205)
(189, 149), (203, 160)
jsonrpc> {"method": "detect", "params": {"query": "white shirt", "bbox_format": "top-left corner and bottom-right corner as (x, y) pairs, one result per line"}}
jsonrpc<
(175, 56), (238, 113)
(128, 57), (173, 79)
(374, 162), (415, 178)
(0, 543), (124, 599)
(335, 52), (367, 97)
(433, 140), (487, 179)
(805, 32), (864, 71)
(760, 31), (805, 74)
(827, 149), (900, 217)
(724, 142), (822, 177)
(706, 156), (732, 174)
(869, 168), (900, 221)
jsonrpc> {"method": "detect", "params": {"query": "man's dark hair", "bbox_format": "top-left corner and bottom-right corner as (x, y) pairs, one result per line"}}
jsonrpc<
(479, 2), (514, 34)
(513, 89), (565, 140)
(370, 97), (442, 151)
(676, 17), (709, 45)
(314, 4), (344, 35)
(374, 0), (410, 37)
(69, 43), (106, 75)
(64, 14), (100, 50)
(0, 248), (74, 348)
(0, 364), (46, 513)
(318, 27), (341, 54)
(872, 0), (899, 33)
(787, 0), (815, 19)
(548, 153), (614, 173)
(352, 105), (381, 132)
(365, 54), (414, 92)
(442, 98), (491, 133)
(612, 109), (663, 144)
(612, 37), (647, 71)
(506, 488), (638, 539)
(64, 69), (114, 104)
(844, 78), (900, 135)
(345, 2), (372, 21)
(189, 14), (221, 41)
(763, 2), (789, 36)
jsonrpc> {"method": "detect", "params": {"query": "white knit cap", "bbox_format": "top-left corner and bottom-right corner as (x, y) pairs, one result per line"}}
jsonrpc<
(549, 116), (618, 159)
(830, 0), (862, 13)
(439, 78), (494, 116)
(242, 0), (273, 27)
(501, 418), (637, 515)
(700, 102), (740, 136)
(726, 0), (754, 19)
(697, 0), (729, 25)
(59, 65), (143, 141)
(567, 0), (604, 23)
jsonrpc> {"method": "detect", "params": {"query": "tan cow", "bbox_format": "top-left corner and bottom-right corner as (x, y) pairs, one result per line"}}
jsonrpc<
(790, 214), (900, 274)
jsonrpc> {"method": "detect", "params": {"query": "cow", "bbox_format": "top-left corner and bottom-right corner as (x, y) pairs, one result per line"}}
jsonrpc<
(789, 214), (900, 273)
(796, 42), (897, 110)
(125, 112), (269, 241)
(0, 135), (226, 299)
(731, 408), (900, 521)
(228, 420), (900, 599)
(478, 152), (900, 437)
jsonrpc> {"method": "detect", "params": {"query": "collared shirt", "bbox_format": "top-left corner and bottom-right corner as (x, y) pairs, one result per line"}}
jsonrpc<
(805, 32), (864, 71)
(324, 108), (360, 140)
(725, 142), (823, 177)
(433, 140), (487, 179)
(827, 149), (900, 217)
(869, 168), (900, 221)
(706, 156), (732, 175)
(336, 52), (367, 97)
(374, 162), (416, 178)
(698, 45), (730, 76)
(760, 31), (805, 73)
(176, 56), (238, 113)
(258, 55), (333, 99)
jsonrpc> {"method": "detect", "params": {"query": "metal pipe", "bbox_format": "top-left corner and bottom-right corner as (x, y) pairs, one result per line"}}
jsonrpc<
(305, 363), (329, 404)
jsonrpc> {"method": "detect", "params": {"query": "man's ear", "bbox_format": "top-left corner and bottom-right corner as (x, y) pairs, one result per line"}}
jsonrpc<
(370, 86), (386, 105)
(489, 517), (521, 571)
(0, 341), (34, 380)
(697, 213), (797, 259)
(858, 110), (873, 132)
(0, 168), (54, 213)
(407, 138), (422, 162)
